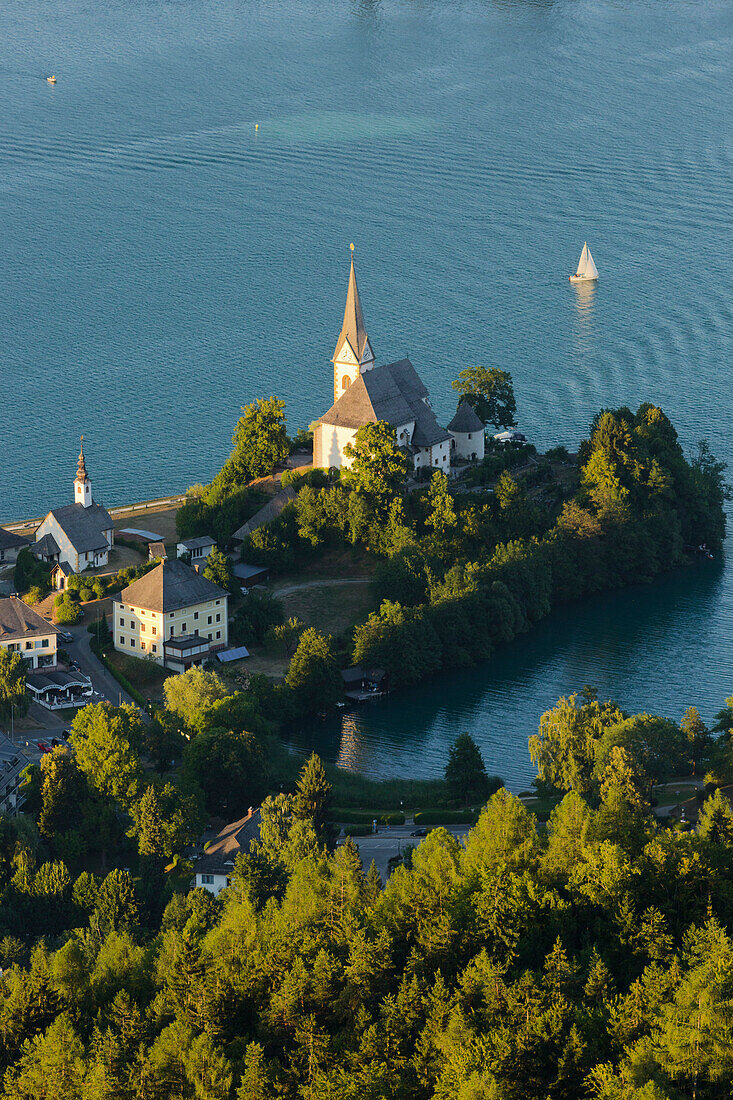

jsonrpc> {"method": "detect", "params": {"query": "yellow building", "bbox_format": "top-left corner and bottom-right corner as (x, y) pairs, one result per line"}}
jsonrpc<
(113, 559), (229, 671)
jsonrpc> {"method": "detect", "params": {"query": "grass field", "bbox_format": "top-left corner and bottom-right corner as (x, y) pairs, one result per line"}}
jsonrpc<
(278, 579), (375, 640)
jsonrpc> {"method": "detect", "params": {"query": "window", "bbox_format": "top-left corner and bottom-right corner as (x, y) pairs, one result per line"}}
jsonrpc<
(194, 611), (199, 620)
(120, 636), (125, 645)
(215, 600), (220, 606)
(170, 626), (174, 637)
(215, 613), (221, 623)
(152, 627), (157, 636)
(119, 617), (124, 626)
(182, 623), (187, 632)
(207, 633), (212, 641)
(140, 641), (146, 651)
(152, 644), (157, 653)
(216, 630), (221, 640)
(201, 874), (214, 885)
(207, 615), (212, 625)
(25, 641), (32, 650)
(130, 638), (136, 648)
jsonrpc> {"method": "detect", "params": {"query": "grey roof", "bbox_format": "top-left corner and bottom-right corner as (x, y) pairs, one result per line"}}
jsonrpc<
(447, 401), (485, 434)
(0, 528), (30, 552)
(148, 542), (168, 559)
(0, 598), (58, 642)
(52, 561), (75, 577)
(164, 633), (211, 652)
(27, 669), (90, 690)
(232, 562), (269, 581)
(43, 503), (113, 554)
(34, 533), (61, 558)
(318, 359), (450, 448)
(179, 536), (215, 550)
(115, 559), (228, 613)
(233, 486), (296, 542)
(196, 810), (262, 876)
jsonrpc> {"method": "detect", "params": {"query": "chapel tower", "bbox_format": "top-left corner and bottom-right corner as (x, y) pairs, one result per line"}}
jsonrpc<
(331, 243), (375, 403)
(74, 436), (93, 508)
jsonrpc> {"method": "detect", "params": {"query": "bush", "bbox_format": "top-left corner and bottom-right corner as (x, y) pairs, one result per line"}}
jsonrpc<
(546, 445), (571, 462)
(54, 593), (81, 625)
(343, 825), (373, 837)
(14, 549), (51, 598)
(331, 810), (405, 825)
(413, 810), (478, 826)
(79, 586), (94, 602)
(25, 585), (46, 606)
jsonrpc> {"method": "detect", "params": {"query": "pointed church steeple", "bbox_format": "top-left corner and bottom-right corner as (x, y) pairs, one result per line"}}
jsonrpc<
(74, 436), (93, 509)
(331, 244), (375, 403)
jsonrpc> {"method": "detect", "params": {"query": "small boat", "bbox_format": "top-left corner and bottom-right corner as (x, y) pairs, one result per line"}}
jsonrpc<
(46, 75), (57, 84)
(569, 241), (598, 283)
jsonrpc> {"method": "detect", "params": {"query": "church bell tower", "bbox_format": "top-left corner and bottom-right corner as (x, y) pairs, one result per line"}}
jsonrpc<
(331, 243), (375, 404)
(74, 436), (93, 509)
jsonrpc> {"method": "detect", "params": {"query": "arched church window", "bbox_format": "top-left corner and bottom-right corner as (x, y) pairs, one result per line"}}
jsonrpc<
(342, 376), (351, 392)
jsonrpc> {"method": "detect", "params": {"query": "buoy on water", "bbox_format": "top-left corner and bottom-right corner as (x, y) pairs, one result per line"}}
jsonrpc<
(255, 123), (259, 131)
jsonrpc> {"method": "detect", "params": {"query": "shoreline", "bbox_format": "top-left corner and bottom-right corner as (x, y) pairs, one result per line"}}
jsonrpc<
(1, 491), (186, 534)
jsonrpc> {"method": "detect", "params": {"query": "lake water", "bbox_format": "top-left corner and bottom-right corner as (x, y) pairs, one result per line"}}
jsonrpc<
(1, 0), (731, 784)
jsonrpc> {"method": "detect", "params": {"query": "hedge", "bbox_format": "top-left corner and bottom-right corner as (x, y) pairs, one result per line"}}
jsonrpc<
(343, 825), (373, 838)
(88, 635), (147, 709)
(413, 810), (477, 826)
(331, 810), (405, 825)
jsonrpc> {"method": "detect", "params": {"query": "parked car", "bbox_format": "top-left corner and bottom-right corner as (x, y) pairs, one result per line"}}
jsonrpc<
(69, 661), (81, 672)
(57, 630), (74, 644)
(36, 741), (51, 753)
(410, 827), (429, 837)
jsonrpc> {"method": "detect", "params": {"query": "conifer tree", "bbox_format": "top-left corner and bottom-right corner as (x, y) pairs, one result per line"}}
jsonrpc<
(293, 753), (332, 840)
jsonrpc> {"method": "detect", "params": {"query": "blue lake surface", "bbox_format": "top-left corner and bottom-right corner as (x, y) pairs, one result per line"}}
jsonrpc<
(0, 0), (731, 784)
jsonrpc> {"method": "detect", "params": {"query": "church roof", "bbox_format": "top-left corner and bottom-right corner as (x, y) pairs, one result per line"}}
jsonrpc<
(317, 359), (450, 447)
(447, 401), (485, 434)
(115, 558), (228, 613)
(0, 528), (30, 553)
(332, 250), (371, 364)
(44, 503), (113, 554)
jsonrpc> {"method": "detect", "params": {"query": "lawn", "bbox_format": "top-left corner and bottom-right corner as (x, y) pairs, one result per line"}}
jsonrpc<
(278, 579), (376, 641)
(104, 647), (170, 703)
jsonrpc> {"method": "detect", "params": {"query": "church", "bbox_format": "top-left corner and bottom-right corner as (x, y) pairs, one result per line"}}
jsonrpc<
(34, 440), (115, 576)
(312, 247), (455, 474)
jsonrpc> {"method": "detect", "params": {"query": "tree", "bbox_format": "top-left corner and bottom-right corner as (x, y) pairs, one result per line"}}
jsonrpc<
(163, 666), (229, 732)
(2, 1013), (86, 1100)
(54, 592), (81, 625)
(344, 421), (408, 510)
(529, 692), (624, 796)
(181, 727), (269, 818)
(293, 753), (332, 840)
(229, 396), (289, 482)
(681, 706), (710, 774)
(0, 649), (29, 723)
(451, 365), (517, 428)
(426, 470), (457, 539)
(444, 733), (491, 805)
(286, 628), (342, 714)
(37, 748), (88, 841)
(69, 703), (144, 808)
(203, 546), (237, 594)
(95, 869), (140, 933)
(697, 789), (733, 846)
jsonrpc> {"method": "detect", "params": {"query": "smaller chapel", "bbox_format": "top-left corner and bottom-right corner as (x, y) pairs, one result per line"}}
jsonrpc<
(312, 247), (454, 474)
(34, 439), (114, 577)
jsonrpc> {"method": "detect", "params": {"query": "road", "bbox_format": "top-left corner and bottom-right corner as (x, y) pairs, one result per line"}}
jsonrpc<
(65, 623), (135, 707)
(344, 824), (469, 882)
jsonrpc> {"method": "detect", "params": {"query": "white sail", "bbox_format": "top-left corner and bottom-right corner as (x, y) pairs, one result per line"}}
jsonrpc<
(584, 247), (598, 279)
(575, 242), (589, 277)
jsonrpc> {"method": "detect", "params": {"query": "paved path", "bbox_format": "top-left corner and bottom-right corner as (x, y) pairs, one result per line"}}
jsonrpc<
(342, 824), (468, 882)
(65, 625), (135, 707)
(275, 577), (370, 598)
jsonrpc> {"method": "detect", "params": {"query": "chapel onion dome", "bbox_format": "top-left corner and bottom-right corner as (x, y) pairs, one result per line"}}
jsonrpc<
(76, 436), (88, 480)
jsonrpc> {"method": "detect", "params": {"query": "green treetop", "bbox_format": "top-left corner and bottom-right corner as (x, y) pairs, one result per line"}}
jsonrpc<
(0, 649), (29, 723)
(230, 396), (289, 483)
(451, 365), (517, 429)
(163, 666), (229, 733)
(286, 628), (342, 714)
(444, 732), (491, 805)
(202, 546), (237, 594)
(343, 421), (408, 511)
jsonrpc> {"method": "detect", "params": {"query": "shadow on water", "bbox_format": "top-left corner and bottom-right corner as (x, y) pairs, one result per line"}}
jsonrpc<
(286, 554), (729, 789)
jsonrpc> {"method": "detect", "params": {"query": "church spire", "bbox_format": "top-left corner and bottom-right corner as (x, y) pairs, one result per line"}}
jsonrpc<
(331, 243), (375, 403)
(74, 435), (93, 509)
(76, 435), (87, 481)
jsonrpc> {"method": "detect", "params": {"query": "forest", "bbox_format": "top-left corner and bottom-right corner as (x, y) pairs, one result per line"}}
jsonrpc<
(1, 687), (733, 1098)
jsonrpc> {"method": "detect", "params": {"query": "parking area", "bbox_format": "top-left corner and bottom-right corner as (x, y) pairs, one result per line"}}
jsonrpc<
(341, 824), (469, 882)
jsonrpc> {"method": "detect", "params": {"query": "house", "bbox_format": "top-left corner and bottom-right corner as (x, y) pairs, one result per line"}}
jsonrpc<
(0, 597), (58, 670)
(34, 440), (114, 574)
(113, 558), (229, 670)
(447, 400), (486, 462)
(341, 665), (388, 701)
(177, 536), (216, 564)
(312, 249), (452, 475)
(0, 528), (31, 567)
(194, 809), (262, 895)
(0, 733), (29, 815)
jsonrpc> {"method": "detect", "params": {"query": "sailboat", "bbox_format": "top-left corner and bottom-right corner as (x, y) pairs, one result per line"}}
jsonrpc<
(569, 242), (598, 283)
